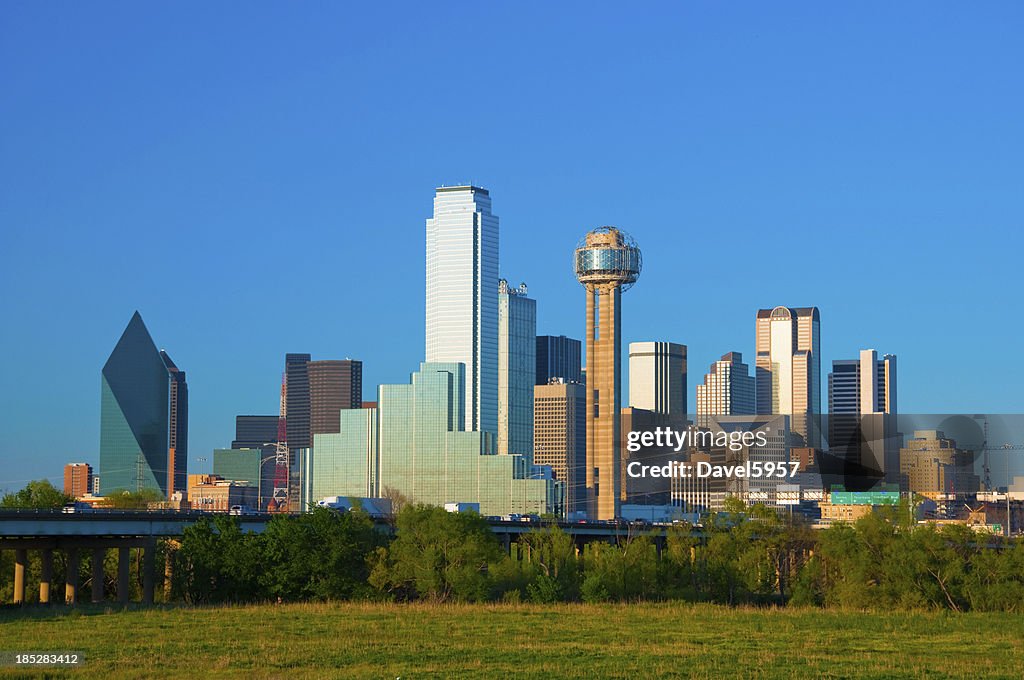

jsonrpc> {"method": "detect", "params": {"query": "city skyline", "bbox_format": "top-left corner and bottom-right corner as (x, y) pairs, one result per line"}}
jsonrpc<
(3, 3), (1024, 487)
(5, 204), (1023, 488)
(4, 193), (1021, 489)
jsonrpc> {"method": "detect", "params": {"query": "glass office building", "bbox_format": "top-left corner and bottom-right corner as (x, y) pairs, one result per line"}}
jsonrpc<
(213, 447), (274, 510)
(311, 408), (377, 500)
(308, 362), (556, 516)
(99, 311), (188, 498)
(535, 335), (582, 385)
(497, 279), (536, 463)
(379, 363), (554, 516)
(231, 415), (278, 449)
(425, 186), (499, 436)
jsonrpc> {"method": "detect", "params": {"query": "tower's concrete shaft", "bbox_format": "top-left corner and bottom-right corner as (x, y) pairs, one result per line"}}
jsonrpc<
(585, 283), (623, 520)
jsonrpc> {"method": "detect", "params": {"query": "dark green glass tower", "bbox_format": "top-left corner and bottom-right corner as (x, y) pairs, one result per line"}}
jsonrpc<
(99, 311), (188, 498)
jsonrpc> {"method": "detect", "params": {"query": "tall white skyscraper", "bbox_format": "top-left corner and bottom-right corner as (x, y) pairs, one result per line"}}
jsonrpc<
(628, 341), (687, 417)
(425, 185), (499, 436)
(498, 279), (536, 462)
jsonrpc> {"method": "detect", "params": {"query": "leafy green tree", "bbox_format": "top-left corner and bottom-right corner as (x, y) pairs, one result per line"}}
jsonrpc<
(579, 535), (659, 602)
(173, 516), (264, 603)
(0, 479), (73, 508)
(965, 537), (1024, 612)
(658, 523), (698, 600)
(518, 526), (581, 602)
(369, 505), (503, 602)
(261, 507), (382, 601)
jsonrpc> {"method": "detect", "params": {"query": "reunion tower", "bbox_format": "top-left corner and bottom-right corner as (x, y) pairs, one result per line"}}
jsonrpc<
(574, 227), (642, 520)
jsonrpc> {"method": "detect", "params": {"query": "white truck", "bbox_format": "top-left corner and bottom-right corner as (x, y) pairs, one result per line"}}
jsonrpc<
(444, 502), (480, 514)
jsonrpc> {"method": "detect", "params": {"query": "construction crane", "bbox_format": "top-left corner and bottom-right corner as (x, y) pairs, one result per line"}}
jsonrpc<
(964, 417), (1024, 491)
(269, 374), (290, 513)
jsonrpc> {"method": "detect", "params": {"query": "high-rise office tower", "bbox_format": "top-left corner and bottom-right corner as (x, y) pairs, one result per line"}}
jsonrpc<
(534, 379), (586, 517)
(231, 415), (279, 449)
(284, 353), (310, 510)
(828, 350), (897, 415)
(63, 463), (93, 498)
(425, 185), (499, 436)
(308, 359), (363, 436)
(696, 352), (755, 427)
(285, 354), (312, 450)
(164, 351), (188, 496)
(230, 415), (278, 510)
(283, 354), (362, 509)
(498, 279), (536, 462)
(100, 311), (188, 498)
(536, 335), (583, 385)
(628, 341), (687, 417)
(574, 227), (642, 520)
(755, 306), (821, 448)
(829, 349), (898, 481)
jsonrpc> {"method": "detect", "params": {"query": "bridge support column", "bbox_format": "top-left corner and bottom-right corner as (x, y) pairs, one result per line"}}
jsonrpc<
(40, 548), (53, 604)
(91, 548), (105, 603)
(118, 547), (130, 604)
(142, 539), (155, 604)
(13, 549), (27, 604)
(65, 548), (79, 605)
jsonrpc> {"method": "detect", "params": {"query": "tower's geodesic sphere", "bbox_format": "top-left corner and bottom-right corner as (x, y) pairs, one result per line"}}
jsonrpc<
(573, 226), (642, 291)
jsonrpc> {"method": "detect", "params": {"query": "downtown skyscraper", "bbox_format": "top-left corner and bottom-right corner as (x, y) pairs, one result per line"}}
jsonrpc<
(498, 279), (536, 462)
(425, 185), (499, 437)
(99, 311), (188, 498)
(628, 341), (687, 417)
(309, 359), (363, 436)
(536, 335), (582, 385)
(696, 352), (755, 427)
(534, 379), (586, 516)
(829, 349), (899, 482)
(755, 306), (821, 448)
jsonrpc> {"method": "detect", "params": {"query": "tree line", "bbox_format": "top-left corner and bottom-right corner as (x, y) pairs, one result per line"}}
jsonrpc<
(169, 500), (1024, 611)
(3, 481), (1024, 611)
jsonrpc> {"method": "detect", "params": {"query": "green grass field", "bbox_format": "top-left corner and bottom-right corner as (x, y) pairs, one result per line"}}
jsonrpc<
(1, 602), (1022, 678)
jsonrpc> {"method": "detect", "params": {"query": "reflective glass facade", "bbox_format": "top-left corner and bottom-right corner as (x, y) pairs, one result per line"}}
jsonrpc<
(99, 311), (187, 498)
(497, 280), (535, 463)
(425, 186), (498, 436)
(535, 335), (582, 385)
(231, 415), (278, 449)
(311, 408), (377, 500)
(574, 247), (641, 281)
(213, 447), (275, 510)
(375, 363), (555, 516)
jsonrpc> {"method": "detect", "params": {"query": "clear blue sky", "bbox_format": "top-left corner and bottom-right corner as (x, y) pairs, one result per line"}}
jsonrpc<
(2, 2), (1022, 490)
